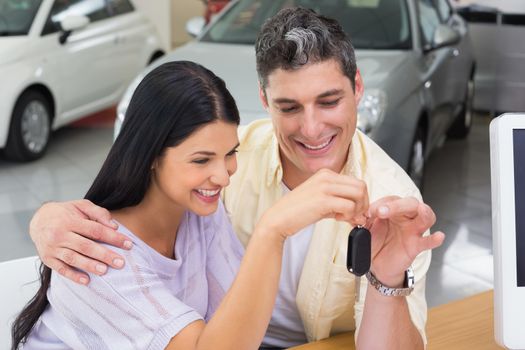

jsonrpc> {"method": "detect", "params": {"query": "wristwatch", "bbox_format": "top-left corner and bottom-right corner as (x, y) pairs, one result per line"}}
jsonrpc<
(365, 267), (415, 297)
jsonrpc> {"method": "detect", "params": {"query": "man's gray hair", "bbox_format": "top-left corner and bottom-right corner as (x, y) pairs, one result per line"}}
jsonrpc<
(255, 7), (357, 91)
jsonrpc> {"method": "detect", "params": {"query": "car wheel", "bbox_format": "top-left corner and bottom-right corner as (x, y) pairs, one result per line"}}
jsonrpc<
(4, 91), (51, 161)
(447, 77), (474, 139)
(408, 125), (426, 190)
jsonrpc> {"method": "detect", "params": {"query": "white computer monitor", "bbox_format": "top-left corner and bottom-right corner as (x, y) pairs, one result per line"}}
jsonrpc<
(490, 113), (525, 349)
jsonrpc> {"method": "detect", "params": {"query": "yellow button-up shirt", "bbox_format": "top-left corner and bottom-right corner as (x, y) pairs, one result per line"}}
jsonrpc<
(223, 119), (430, 344)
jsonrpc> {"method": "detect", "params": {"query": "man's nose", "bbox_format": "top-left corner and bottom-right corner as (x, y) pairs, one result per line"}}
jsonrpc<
(300, 107), (323, 139)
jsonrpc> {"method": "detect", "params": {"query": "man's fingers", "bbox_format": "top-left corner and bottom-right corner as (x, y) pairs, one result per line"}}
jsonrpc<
(74, 199), (118, 229)
(62, 234), (126, 270)
(370, 196), (419, 219)
(47, 257), (90, 285)
(70, 218), (132, 250)
(417, 231), (446, 252)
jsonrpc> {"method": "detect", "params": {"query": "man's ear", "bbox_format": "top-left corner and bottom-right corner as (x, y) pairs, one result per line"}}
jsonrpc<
(258, 83), (269, 110)
(354, 69), (365, 105)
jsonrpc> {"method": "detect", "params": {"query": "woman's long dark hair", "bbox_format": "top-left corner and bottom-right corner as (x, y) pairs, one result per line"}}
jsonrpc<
(11, 61), (240, 349)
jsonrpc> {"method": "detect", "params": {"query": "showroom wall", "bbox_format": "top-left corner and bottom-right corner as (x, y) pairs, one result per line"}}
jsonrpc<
(132, 0), (204, 50)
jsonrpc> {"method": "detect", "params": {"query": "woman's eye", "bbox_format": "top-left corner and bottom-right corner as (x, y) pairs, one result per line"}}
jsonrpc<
(192, 158), (209, 164)
(226, 149), (238, 157)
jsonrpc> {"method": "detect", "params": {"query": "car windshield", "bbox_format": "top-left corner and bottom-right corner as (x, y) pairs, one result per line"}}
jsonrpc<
(201, 0), (411, 49)
(0, 0), (42, 36)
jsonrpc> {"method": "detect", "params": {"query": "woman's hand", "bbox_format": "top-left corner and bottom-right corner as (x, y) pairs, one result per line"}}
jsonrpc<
(29, 200), (132, 284)
(257, 169), (369, 240)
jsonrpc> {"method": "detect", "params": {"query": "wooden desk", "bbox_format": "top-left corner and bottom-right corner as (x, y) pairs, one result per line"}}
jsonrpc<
(289, 290), (503, 349)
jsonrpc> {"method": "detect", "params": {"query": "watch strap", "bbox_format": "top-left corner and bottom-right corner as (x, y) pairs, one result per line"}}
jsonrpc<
(365, 266), (415, 297)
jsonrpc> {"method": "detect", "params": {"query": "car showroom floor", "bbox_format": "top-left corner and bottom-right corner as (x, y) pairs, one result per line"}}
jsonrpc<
(0, 112), (493, 308)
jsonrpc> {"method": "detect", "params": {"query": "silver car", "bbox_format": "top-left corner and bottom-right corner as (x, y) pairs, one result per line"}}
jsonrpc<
(116, 0), (475, 188)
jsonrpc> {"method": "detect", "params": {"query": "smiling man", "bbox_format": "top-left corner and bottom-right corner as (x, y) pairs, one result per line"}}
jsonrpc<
(28, 7), (443, 349)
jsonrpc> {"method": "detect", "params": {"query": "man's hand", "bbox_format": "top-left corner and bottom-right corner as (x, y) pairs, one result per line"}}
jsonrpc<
(367, 196), (445, 287)
(29, 200), (133, 285)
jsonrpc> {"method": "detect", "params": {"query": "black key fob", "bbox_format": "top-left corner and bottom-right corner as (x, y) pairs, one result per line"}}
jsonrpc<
(346, 226), (371, 277)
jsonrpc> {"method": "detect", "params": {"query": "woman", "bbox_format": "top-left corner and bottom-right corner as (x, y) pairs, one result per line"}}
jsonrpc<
(12, 61), (366, 349)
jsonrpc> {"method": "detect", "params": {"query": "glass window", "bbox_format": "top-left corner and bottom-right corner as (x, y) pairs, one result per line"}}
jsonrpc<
(418, 0), (441, 46)
(107, 0), (134, 17)
(201, 0), (412, 50)
(434, 0), (451, 22)
(42, 0), (110, 35)
(0, 0), (43, 36)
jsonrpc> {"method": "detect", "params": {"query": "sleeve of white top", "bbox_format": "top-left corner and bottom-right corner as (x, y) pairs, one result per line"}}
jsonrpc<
(46, 245), (203, 350)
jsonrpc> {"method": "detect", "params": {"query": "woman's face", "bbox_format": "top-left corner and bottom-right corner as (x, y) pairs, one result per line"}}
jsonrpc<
(151, 120), (239, 216)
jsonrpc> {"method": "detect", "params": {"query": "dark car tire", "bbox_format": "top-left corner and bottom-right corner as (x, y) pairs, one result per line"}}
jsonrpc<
(448, 77), (474, 139)
(407, 124), (426, 190)
(4, 91), (52, 162)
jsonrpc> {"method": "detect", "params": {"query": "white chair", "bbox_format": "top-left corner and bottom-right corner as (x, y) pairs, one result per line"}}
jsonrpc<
(0, 256), (41, 350)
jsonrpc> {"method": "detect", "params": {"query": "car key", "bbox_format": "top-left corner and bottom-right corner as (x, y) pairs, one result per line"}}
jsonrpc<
(347, 226), (371, 302)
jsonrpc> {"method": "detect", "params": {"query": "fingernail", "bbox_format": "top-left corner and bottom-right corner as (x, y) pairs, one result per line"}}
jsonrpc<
(110, 220), (119, 229)
(123, 240), (133, 250)
(113, 258), (124, 268)
(79, 277), (89, 285)
(379, 206), (389, 216)
(96, 264), (107, 274)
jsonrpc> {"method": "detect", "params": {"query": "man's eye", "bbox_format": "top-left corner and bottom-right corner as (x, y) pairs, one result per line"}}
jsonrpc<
(192, 158), (209, 164)
(279, 105), (298, 113)
(320, 99), (340, 107)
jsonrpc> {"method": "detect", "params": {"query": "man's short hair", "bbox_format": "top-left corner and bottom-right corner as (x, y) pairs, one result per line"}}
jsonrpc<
(255, 7), (357, 91)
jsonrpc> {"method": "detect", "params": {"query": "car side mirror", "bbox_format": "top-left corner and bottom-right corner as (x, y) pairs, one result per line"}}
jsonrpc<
(428, 24), (460, 52)
(58, 15), (90, 44)
(186, 16), (205, 38)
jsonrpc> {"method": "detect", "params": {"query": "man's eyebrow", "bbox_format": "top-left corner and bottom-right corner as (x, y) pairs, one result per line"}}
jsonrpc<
(273, 97), (297, 104)
(318, 89), (344, 98)
(272, 89), (344, 104)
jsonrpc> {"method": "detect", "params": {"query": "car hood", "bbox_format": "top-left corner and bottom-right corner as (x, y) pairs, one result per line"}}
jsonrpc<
(160, 42), (265, 122)
(355, 50), (412, 90)
(0, 37), (32, 66)
(160, 42), (412, 122)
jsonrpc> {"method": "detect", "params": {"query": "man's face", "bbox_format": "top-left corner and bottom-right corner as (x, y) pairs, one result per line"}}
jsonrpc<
(259, 59), (364, 187)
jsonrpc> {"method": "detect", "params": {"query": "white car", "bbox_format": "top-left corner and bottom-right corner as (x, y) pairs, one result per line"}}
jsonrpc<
(0, 0), (164, 161)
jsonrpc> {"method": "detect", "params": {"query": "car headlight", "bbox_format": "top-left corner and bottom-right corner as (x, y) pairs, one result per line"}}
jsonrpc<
(357, 89), (387, 135)
(114, 74), (144, 140)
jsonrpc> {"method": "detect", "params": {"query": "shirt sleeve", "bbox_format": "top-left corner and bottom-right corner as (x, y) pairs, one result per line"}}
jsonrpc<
(43, 245), (203, 350)
(204, 201), (244, 319)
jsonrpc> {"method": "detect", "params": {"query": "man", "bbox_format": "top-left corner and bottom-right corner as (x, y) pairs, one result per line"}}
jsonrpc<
(29, 8), (444, 349)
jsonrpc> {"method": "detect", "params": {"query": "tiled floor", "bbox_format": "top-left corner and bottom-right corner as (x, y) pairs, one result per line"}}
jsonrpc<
(0, 113), (494, 307)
